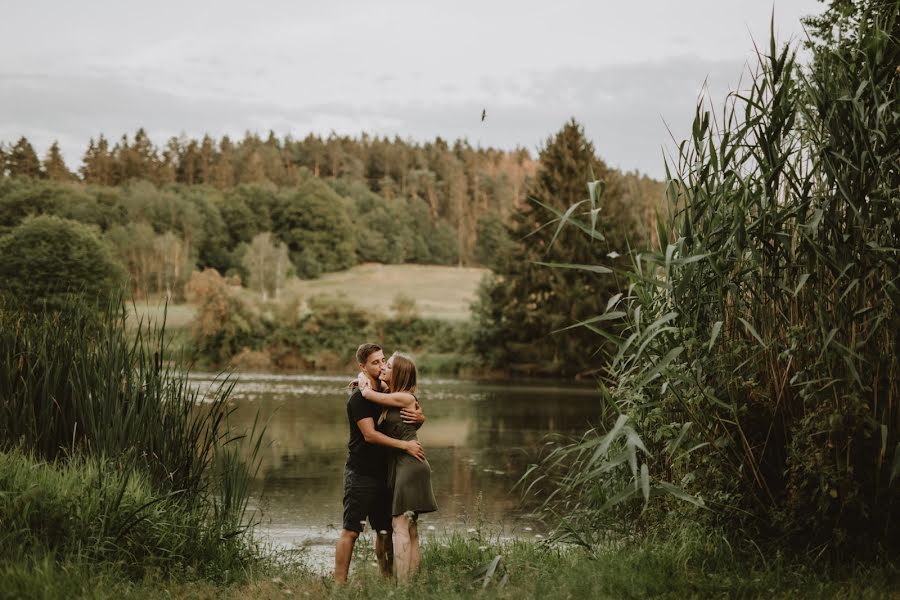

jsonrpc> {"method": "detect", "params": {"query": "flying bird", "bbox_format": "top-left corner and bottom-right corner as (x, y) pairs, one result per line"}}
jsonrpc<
(481, 109), (486, 122)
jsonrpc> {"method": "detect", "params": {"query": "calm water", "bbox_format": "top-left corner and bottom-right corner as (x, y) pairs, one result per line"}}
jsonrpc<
(190, 372), (600, 567)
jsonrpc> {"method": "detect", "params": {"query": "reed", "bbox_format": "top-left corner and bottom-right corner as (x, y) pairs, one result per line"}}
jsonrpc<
(0, 296), (264, 576)
(524, 6), (899, 555)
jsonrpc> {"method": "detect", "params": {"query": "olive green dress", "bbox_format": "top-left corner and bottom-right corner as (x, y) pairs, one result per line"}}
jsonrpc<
(379, 406), (438, 517)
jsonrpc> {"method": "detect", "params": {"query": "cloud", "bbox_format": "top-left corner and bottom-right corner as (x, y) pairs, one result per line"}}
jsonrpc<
(0, 55), (750, 179)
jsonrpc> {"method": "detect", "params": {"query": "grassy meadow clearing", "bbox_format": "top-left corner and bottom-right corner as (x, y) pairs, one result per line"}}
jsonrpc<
(128, 263), (489, 372)
(130, 263), (488, 327)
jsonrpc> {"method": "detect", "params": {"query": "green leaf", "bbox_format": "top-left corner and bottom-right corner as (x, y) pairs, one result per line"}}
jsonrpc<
(626, 438), (638, 478)
(596, 414), (629, 458)
(553, 311), (627, 333)
(737, 317), (766, 348)
(587, 180), (605, 205)
(623, 425), (648, 454)
(708, 321), (723, 351)
(599, 485), (639, 513)
(657, 481), (706, 508)
(667, 422), (693, 455)
(533, 261), (612, 274)
(605, 293), (623, 313)
(637, 346), (684, 386)
(530, 197), (606, 242)
(794, 273), (810, 296)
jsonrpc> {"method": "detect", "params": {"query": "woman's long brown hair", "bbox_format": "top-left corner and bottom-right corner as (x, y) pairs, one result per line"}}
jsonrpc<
(377, 353), (418, 426)
(388, 353), (417, 394)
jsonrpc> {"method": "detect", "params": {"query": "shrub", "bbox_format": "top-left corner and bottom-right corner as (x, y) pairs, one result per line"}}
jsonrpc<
(0, 215), (126, 311)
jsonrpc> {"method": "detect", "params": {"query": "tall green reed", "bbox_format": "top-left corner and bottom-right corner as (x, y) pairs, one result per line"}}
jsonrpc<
(524, 7), (898, 555)
(0, 296), (264, 552)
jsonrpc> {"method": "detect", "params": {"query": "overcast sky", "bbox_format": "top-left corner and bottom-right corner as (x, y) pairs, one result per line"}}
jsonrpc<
(0, 0), (823, 179)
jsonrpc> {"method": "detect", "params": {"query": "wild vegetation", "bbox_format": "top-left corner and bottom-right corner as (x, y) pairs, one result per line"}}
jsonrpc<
(0, 297), (265, 590)
(523, 0), (899, 561)
(1, 1), (896, 597)
(471, 120), (665, 377)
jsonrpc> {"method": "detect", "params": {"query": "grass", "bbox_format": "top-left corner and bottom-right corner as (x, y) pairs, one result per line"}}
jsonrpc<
(0, 299), (265, 596)
(0, 449), (260, 582)
(282, 263), (488, 321)
(3, 530), (896, 599)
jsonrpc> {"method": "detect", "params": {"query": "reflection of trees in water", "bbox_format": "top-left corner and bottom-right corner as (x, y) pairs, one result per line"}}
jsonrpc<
(214, 376), (600, 526)
(468, 389), (600, 471)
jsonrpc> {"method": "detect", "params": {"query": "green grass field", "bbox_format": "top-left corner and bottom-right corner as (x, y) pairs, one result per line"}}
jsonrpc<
(132, 263), (490, 328)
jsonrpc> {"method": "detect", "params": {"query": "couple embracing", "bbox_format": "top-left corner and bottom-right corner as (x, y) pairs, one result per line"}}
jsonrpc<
(334, 343), (438, 584)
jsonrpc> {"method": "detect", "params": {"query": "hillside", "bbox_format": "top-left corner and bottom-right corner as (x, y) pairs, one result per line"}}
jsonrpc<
(132, 263), (490, 327)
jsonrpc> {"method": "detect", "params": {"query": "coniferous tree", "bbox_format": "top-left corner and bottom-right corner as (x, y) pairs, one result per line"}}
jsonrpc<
(81, 135), (115, 185)
(8, 137), (43, 178)
(43, 142), (74, 181)
(210, 136), (235, 189)
(471, 119), (643, 377)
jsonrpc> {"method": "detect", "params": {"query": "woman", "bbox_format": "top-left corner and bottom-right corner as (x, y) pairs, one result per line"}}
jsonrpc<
(360, 353), (437, 583)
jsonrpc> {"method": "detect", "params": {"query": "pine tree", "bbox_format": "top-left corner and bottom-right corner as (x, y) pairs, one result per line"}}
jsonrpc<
(81, 135), (115, 185)
(43, 141), (74, 181)
(210, 136), (235, 189)
(7, 137), (43, 178)
(471, 119), (635, 377)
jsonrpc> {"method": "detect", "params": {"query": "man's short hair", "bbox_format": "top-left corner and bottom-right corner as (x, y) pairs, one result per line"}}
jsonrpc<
(356, 343), (382, 365)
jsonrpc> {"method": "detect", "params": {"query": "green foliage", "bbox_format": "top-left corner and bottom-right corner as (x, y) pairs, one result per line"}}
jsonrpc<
(272, 178), (355, 278)
(0, 450), (259, 580)
(527, 4), (899, 556)
(473, 212), (515, 270)
(0, 215), (126, 311)
(186, 287), (472, 373)
(331, 178), (460, 265)
(0, 298), (264, 580)
(471, 120), (660, 377)
(6, 137), (42, 179)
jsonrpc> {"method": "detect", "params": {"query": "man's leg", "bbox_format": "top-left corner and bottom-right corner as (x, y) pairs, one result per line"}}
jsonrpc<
(336, 467), (365, 584)
(375, 529), (393, 578)
(335, 528), (359, 584)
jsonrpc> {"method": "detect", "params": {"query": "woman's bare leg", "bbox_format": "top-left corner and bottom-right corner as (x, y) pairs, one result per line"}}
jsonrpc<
(409, 518), (420, 578)
(392, 515), (412, 583)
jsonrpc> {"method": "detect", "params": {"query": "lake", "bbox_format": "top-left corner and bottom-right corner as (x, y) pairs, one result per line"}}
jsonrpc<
(190, 372), (601, 569)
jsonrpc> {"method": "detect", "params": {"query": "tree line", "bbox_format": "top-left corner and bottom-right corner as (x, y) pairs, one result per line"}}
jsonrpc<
(0, 130), (664, 307)
(0, 131), (536, 267)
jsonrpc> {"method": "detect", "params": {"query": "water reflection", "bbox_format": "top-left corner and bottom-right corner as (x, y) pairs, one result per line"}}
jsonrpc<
(190, 373), (601, 556)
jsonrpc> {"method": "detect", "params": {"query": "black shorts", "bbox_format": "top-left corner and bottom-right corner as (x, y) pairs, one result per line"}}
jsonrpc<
(342, 466), (393, 534)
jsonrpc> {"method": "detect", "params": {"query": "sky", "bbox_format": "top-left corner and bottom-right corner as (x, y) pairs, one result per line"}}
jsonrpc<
(0, 0), (823, 179)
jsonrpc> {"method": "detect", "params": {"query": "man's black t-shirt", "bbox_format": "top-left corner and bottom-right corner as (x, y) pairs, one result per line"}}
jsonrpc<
(346, 389), (388, 478)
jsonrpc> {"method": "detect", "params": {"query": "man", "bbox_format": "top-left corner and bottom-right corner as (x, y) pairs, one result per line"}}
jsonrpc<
(334, 342), (425, 583)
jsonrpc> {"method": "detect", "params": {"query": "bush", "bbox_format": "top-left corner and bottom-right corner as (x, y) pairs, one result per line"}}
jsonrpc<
(0, 215), (126, 312)
(185, 268), (263, 364)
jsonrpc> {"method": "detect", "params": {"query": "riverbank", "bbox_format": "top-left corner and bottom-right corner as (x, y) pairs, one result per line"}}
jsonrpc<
(5, 531), (896, 599)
